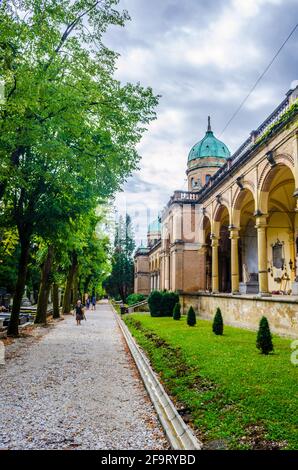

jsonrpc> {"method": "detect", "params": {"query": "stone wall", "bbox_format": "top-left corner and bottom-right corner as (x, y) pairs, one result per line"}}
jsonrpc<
(180, 292), (298, 337)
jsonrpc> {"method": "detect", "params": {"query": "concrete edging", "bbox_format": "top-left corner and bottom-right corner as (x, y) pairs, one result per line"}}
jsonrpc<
(112, 306), (202, 450)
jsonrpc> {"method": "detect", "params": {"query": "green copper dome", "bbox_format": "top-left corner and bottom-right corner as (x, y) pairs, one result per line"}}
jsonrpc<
(188, 117), (230, 162)
(148, 218), (161, 234)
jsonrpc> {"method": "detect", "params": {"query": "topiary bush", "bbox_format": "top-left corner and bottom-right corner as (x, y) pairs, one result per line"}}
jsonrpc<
(161, 291), (180, 317)
(126, 293), (146, 306)
(187, 306), (196, 326)
(212, 307), (224, 335)
(148, 290), (163, 317)
(173, 302), (181, 320)
(256, 316), (274, 355)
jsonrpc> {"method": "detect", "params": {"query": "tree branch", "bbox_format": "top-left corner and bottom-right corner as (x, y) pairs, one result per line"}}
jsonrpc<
(44, 1), (102, 72)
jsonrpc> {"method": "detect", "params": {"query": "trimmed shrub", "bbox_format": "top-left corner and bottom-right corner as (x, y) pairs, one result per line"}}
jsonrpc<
(173, 302), (181, 320)
(148, 290), (163, 317)
(187, 306), (196, 326)
(161, 291), (179, 317)
(126, 293), (146, 306)
(256, 316), (274, 355)
(212, 307), (224, 335)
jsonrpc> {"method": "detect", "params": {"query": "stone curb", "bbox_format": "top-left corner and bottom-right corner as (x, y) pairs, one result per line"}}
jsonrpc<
(112, 306), (202, 450)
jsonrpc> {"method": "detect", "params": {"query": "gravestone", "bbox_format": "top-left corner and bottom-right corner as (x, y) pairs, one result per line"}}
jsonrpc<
(239, 273), (259, 294)
(21, 286), (32, 307)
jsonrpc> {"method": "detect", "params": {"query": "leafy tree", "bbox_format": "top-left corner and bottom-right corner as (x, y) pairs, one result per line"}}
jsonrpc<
(0, 1), (158, 335)
(0, 228), (19, 294)
(187, 306), (196, 327)
(77, 231), (110, 298)
(35, 244), (54, 324)
(256, 316), (274, 355)
(212, 307), (224, 335)
(103, 214), (135, 302)
(173, 302), (181, 320)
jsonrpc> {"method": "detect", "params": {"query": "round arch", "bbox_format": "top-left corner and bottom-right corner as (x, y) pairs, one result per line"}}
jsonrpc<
(259, 162), (296, 293)
(259, 162), (295, 214)
(232, 187), (256, 228)
(213, 203), (230, 238)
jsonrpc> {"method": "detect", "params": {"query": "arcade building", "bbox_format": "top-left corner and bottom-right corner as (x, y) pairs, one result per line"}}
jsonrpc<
(134, 84), (298, 336)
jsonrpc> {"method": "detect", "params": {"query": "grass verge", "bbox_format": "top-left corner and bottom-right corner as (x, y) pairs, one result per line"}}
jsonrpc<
(124, 314), (298, 450)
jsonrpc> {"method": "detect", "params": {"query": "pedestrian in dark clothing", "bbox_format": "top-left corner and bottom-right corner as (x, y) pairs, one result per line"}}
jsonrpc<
(73, 300), (85, 326)
(91, 295), (96, 311)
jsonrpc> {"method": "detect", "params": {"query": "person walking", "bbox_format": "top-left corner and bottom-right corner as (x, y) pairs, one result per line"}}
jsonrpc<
(86, 296), (91, 311)
(91, 294), (96, 311)
(74, 299), (85, 326)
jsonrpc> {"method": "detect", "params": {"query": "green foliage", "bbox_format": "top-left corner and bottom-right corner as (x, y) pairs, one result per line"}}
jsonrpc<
(161, 291), (179, 317)
(103, 215), (135, 301)
(125, 315), (298, 450)
(148, 290), (163, 317)
(126, 293), (146, 306)
(173, 302), (181, 320)
(148, 290), (179, 317)
(0, 1), (158, 333)
(255, 100), (298, 147)
(187, 306), (196, 326)
(256, 316), (274, 355)
(76, 213), (111, 296)
(212, 307), (223, 335)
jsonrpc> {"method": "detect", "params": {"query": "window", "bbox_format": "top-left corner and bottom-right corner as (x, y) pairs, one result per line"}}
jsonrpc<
(205, 174), (211, 183)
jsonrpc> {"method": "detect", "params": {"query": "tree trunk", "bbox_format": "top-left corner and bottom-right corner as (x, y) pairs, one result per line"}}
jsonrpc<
(73, 275), (79, 304)
(78, 275), (83, 301)
(62, 252), (78, 314)
(52, 283), (60, 319)
(83, 275), (92, 296)
(35, 246), (54, 324)
(7, 236), (31, 336)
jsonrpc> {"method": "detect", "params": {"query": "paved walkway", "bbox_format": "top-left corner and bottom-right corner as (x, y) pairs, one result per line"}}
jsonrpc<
(0, 302), (167, 450)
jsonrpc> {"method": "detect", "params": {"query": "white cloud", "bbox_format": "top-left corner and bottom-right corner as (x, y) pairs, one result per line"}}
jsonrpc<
(106, 0), (297, 244)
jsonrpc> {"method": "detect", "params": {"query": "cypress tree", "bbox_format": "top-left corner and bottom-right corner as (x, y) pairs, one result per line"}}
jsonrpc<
(212, 307), (224, 335)
(187, 306), (196, 326)
(256, 316), (274, 355)
(173, 302), (181, 320)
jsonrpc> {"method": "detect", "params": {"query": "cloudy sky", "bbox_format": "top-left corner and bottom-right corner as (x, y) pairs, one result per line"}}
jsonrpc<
(104, 0), (298, 246)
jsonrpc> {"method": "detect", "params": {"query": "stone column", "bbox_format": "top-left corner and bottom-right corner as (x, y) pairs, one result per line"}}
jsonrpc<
(157, 273), (160, 290)
(230, 227), (240, 293)
(255, 215), (269, 295)
(160, 255), (165, 290)
(150, 275), (154, 292)
(165, 253), (170, 290)
(211, 235), (219, 293)
(289, 232), (295, 281)
(198, 244), (207, 290)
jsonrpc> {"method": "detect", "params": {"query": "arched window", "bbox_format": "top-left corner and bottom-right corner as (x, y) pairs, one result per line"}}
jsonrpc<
(205, 174), (211, 184)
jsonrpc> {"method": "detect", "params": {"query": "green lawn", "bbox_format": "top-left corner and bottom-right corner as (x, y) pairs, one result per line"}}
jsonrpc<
(124, 314), (298, 450)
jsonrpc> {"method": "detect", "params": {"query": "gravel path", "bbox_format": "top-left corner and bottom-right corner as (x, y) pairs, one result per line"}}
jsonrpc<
(0, 302), (168, 450)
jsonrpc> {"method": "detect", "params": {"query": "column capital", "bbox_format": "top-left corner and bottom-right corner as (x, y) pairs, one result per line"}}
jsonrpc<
(228, 225), (240, 239)
(211, 236), (219, 247)
(255, 213), (268, 228)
